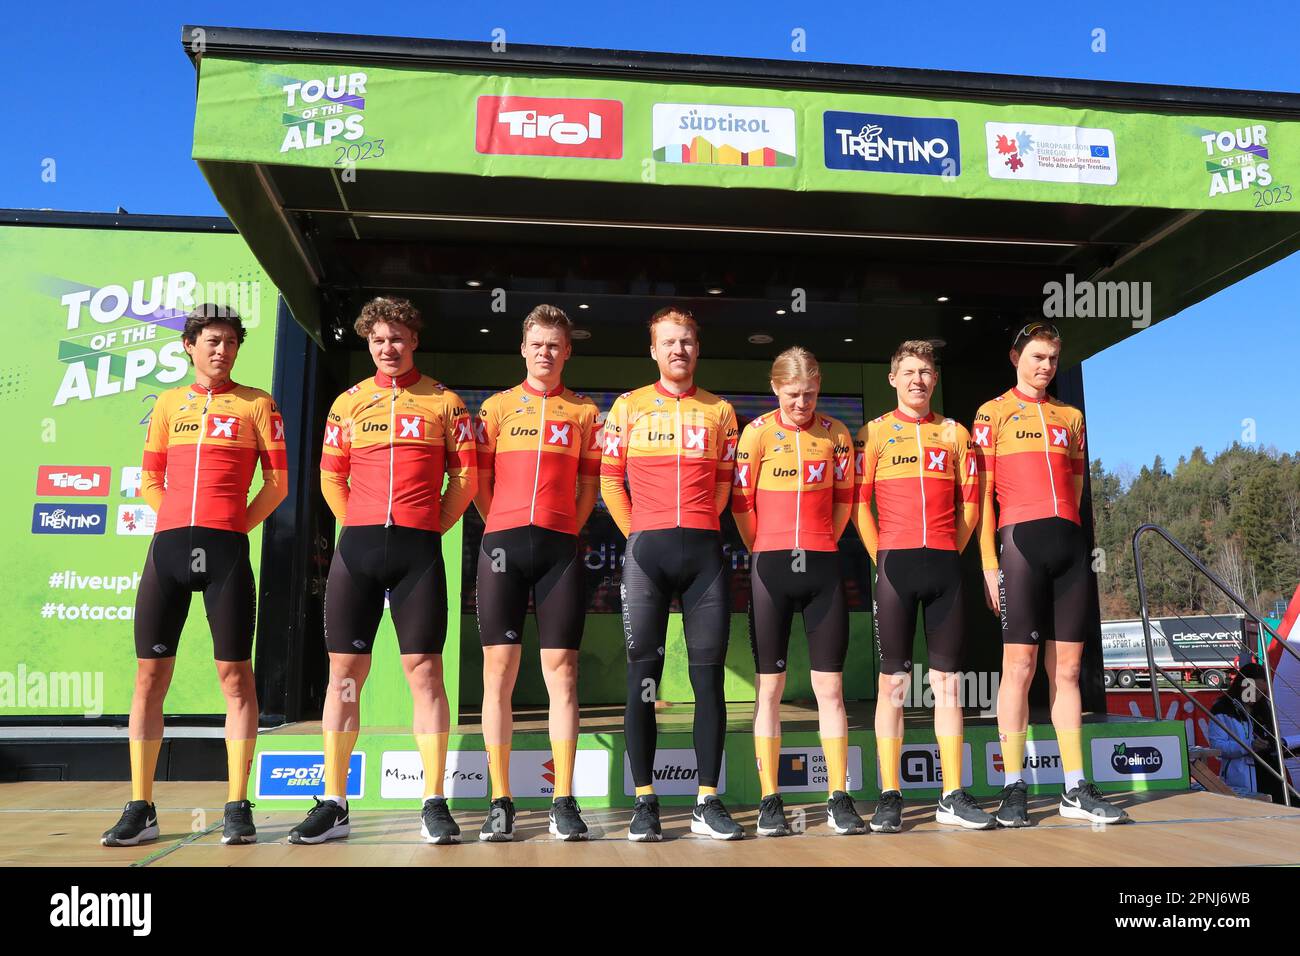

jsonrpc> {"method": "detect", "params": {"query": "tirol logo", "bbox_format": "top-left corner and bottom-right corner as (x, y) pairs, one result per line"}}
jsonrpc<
(256, 751), (365, 800)
(32, 503), (107, 535)
(1110, 742), (1163, 775)
(987, 122), (1117, 185)
(476, 96), (623, 159)
(1196, 124), (1274, 197)
(823, 111), (960, 177)
(652, 103), (796, 168)
(37, 466), (111, 497)
(280, 73), (368, 153)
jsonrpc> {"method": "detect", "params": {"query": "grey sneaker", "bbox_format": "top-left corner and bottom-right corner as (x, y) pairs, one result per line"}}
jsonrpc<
(1060, 782), (1130, 824)
(936, 789), (996, 830)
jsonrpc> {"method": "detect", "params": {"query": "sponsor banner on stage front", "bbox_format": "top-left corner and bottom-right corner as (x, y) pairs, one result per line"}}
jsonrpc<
(380, 750), (489, 799)
(773, 745), (864, 792)
(509, 748), (611, 799)
(256, 750), (365, 800)
(623, 748), (727, 796)
(1090, 735), (1184, 783)
(884, 743), (974, 791)
(985, 738), (1064, 787)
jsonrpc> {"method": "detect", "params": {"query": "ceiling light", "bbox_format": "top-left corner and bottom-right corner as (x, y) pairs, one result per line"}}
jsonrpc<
(962, 315), (973, 322)
(479, 327), (490, 333)
(775, 309), (787, 315)
(578, 303), (589, 310)
(706, 287), (724, 295)
(748, 333), (773, 345)
(937, 296), (949, 302)
(571, 329), (591, 340)
(466, 280), (482, 288)
(844, 338), (854, 343)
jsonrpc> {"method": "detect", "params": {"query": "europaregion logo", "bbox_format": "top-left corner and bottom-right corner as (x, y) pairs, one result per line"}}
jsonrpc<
(277, 72), (370, 154)
(986, 122), (1117, 185)
(823, 111), (959, 177)
(652, 104), (796, 168)
(116, 505), (155, 536)
(1192, 123), (1277, 198)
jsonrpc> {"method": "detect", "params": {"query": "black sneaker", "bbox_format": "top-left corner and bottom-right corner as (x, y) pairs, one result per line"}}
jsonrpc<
(479, 796), (516, 842)
(101, 800), (159, 847)
(628, 794), (662, 843)
(1060, 781), (1130, 824)
(756, 794), (791, 837)
(221, 799), (257, 845)
(691, 795), (745, 841)
(995, 780), (1032, 828)
(549, 796), (590, 841)
(870, 789), (903, 833)
(420, 797), (461, 845)
(827, 790), (866, 835)
(936, 789), (996, 830)
(288, 798), (350, 844)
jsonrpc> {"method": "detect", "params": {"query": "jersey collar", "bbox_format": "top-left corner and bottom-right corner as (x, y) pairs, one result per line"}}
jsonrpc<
(375, 367), (422, 389)
(891, 408), (935, 424)
(654, 380), (697, 399)
(774, 410), (815, 432)
(192, 379), (237, 396)
(1010, 386), (1048, 404)
(521, 380), (565, 398)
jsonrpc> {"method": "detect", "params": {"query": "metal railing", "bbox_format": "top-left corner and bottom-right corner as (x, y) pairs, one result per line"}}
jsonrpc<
(1132, 523), (1299, 807)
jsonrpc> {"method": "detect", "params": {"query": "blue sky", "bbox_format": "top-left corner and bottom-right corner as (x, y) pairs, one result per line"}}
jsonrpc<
(4, 1), (1298, 473)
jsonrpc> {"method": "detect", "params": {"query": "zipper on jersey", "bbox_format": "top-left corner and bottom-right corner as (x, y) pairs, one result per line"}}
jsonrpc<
(529, 393), (546, 525)
(675, 398), (682, 528)
(385, 380), (397, 527)
(190, 389), (212, 527)
(915, 422), (928, 547)
(1035, 403), (1059, 518)
(794, 423), (803, 550)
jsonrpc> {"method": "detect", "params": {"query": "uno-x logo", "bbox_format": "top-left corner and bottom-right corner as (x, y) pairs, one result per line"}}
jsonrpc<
(925, 449), (947, 472)
(545, 422), (573, 447)
(1050, 426), (1069, 447)
(207, 416), (238, 440)
(456, 420), (475, 443)
(834, 454), (849, 481)
(855, 451), (866, 475)
(684, 426), (707, 451)
(271, 414), (285, 442)
(589, 423), (604, 451)
(805, 461), (826, 484)
(324, 424), (342, 448)
(604, 433), (622, 457)
(968, 455), (978, 476)
(473, 419), (488, 444)
(733, 464), (750, 488)
(972, 425), (991, 447)
(397, 415), (424, 439)
(721, 439), (737, 462)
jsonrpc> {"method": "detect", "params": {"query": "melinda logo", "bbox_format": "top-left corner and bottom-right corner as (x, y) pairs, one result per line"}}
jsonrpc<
(1110, 743), (1163, 774)
(476, 96), (623, 159)
(652, 103), (796, 167)
(823, 111), (959, 176)
(37, 466), (111, 497)
(33, 503), (106, 534)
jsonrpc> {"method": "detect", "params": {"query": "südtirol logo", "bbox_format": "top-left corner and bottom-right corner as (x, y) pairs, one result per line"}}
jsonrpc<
(278, 72), (369, 153)
(44, 271), (260, 406)
(1193, 124), (1276, 197)
(652, 104), (796, 168)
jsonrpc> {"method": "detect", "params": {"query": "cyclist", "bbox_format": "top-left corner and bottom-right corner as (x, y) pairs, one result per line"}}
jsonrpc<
(102, 304), (287, 847)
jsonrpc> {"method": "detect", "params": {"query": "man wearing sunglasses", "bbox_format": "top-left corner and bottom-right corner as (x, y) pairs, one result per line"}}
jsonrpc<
(973, 322), (1128, 827)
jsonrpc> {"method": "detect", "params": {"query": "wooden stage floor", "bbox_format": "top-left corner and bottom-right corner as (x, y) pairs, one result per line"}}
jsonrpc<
(6, 782), (1298, 867)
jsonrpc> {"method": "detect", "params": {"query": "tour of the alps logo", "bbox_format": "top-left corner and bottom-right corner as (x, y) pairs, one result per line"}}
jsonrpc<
(279, 72), (370, 153)
(475, 96), (623, 159)
(823, 111), (960, 177)
(652, 103), (796, 168)
(986, 122), (1117, 185)
(1194, 123), (1274, 197)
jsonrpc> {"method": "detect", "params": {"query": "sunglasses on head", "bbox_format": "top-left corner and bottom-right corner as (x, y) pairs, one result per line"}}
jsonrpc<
(1012, 322), (1061, 347)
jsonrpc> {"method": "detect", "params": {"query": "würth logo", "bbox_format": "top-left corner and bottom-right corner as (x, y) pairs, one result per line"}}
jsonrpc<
(476, 96), (623, 159)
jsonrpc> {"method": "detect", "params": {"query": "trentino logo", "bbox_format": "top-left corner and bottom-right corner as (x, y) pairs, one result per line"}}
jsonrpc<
(32, 503), (107, 535)
(823, 111), (960, 176)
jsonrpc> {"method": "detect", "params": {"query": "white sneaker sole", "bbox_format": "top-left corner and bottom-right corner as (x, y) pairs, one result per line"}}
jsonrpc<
(827, 817), (866, 835)
(420, 821), (462, 845)
(936, 807), (996, 830)
(478, 829), (514, 842)
(1058, 802), (1128, 824)
(101, 823), (159, 847)
(756, 823), (791, 837)
(690, 817), (744, 840)
(627, 829), (662, 842)
(289, 822), (350, 844)
(548, 817), (590, 841)
(221, 831), (258, 845)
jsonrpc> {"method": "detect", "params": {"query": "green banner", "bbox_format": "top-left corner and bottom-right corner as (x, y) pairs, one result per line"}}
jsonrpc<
(193, 56), (1300, 213)
(0, 225), (279, 715)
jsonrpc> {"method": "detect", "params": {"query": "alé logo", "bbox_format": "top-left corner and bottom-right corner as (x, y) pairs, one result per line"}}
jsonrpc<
(476, 96), (623, 159)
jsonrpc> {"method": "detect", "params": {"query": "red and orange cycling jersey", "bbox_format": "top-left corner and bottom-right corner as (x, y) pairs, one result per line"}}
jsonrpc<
(731, 410), (853, 552)
(599, 382), (738, 536)
(854, 409), (978, 559)
(973, 386), (1086, 570)
(320, 368), (477, 531)
(475, 382), (601, 535)
(142, 381), (287, 534)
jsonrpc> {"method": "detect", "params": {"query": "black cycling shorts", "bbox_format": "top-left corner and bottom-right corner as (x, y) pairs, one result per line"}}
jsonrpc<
(325, 524), (447, 655)
(748, 549), (848, 674)
(476, 525), (584, 650)
(997, 516), (1088, 645)
(621, 528), (730, 666)
(134, 527), (255, 662)
(872, 547), (965, 674)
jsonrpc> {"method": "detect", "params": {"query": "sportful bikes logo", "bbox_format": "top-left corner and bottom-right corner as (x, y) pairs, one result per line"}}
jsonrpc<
(823, 111), (960, 177)
(986, 122), (1117, 185)
(279, 72), (370, 153)
(652, 103), (796, 168)
(476, 96), (623, 159)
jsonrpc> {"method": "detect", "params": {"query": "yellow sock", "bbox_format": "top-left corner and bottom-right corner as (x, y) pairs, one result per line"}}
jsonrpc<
(635, 784), (656, 797)
(937, 734), (963, 795)
(550, 738), (577, 799)
(878, 736), (902, 793)
(822, 736), (848, 794)
(487, 743), (512, 799)
(225, 738), (256, 803)
(416, 732), (449, 799)
(999, 729), (1027, 784)
(755, 735), (781, 797)
(1057, 727), (1085, 790)
(698, 786), (718, 800)
(130, 738), (162, 803)
(324, 729), (358, 800)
